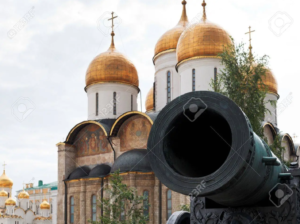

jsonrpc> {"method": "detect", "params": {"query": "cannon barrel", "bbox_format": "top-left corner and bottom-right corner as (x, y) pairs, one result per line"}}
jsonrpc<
(147, 91), (285, 207)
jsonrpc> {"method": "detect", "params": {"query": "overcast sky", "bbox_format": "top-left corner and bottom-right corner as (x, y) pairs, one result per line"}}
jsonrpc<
(1, 0), (299, 195)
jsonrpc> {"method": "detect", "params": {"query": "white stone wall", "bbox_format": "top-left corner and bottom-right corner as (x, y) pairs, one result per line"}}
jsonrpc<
(86, 83), (138, 120)
(154, 52), (180, 111)
(178, 58), (224, 95)
(264, 93), (278, 126)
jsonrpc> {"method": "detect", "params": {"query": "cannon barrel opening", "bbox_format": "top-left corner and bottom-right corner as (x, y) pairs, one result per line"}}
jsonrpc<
(148, 91), (284, 206)
(164, 108), (232, 177)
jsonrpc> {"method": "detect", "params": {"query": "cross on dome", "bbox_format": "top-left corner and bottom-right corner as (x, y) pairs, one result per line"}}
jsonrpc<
(108, 12), (118, 48)
(245, 26), (255, 61)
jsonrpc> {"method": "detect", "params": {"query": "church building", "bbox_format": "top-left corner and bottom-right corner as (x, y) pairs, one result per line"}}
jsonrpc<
(56, 1), (298, 224)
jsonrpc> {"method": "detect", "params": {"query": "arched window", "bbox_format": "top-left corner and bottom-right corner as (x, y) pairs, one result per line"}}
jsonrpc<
(70, 196), (74, 223)
(131, 95), (133, 111)
(96, 93), (99, 116)
(192, 69), (196, 92)
(92, 195), (97, 221)
(36, 204), (39, 214)
(143, 191), (149, 219)
(113, 92), (117, 115)
(51, 203), (53, 213)
(167, 190), (172, 220)
(167, 71), (171, 103)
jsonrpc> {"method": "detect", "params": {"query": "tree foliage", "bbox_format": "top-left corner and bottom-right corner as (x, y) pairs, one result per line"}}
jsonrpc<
(211, 38), (271, 137)
(90, 170), (149, 224)
(211, 38), (287, 163)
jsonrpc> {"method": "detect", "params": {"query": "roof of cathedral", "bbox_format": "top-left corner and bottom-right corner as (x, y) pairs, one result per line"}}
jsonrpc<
(40, 199), (51, 210)
(111, 149), (152, 173)
(153, 0), (189, 63)
(145, 87), (154, 112)
(261, 68), (278, 95)
(85, 23), (139, 90)
(88, 164), (111, 178)
(5, 197), (16, 206)
(0, 189), (8, 197)
(18, 189), (30, 199)
(176, 0), (231, 69)
(67, 166), (91, 180)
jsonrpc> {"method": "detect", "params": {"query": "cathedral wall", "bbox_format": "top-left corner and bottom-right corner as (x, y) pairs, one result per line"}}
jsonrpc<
(117, 115), (152, 153)
(154, 52), (180, 111)
(86, 83), (138, 120)
(178, 58), (223, 94)
(264, 93), (278, 125)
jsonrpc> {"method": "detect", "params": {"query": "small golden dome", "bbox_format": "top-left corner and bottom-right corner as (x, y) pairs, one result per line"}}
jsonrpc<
(5, 197), (16, 206)
(145, 87), (154, 112)
(85, 33), (139, 90)
(18, 190), (30, 199)
(0, 189), (8, 197)
(261, 68), (278, 95)
(0, 170), (13, 188)
(154, 1), (189, 62)
(40, 199), (50, 210)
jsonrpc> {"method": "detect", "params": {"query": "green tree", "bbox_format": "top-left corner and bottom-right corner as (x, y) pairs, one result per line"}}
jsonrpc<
(90, 170), (149, 224)
(211, 38), (287, 164)
(211, 38), (270, 137)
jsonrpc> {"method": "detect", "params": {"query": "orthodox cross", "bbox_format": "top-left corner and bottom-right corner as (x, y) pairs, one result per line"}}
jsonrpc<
(3, 162), (6, 171)
(108, 12), (118, 33)
(245, 26), (255, 60)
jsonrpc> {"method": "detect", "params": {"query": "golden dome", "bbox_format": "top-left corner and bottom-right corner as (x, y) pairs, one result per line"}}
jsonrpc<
(40, 199), (50, 210)
(0, 170), (13, 188)
(145, 87), (154, 112)
(261, 68), (278, 95)
(5, 197), (16, 206)
(0, 189), (8, 197)
(85, 32), (139, 90)
(153, 1), (189, 62)
(176, 1), (231, 69)
(18, 189), (30, 199)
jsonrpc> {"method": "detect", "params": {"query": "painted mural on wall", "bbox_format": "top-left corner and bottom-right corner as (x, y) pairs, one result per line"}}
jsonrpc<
(74, 124), (111, 157)
(118, 115), (152, 152)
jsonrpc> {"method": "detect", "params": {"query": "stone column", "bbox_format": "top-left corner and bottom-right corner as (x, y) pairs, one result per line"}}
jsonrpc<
(153, 177), (160, 224)
(57, 142), (76, 224)
(80, 181), (86, 224)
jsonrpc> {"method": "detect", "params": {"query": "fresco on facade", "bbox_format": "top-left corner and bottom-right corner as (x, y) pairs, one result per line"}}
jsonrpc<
(118, 115), (152, 152)
(74, 124), (111, 157)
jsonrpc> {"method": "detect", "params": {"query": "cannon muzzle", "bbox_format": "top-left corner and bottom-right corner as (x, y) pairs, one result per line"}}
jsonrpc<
(147, 91), (285, 206)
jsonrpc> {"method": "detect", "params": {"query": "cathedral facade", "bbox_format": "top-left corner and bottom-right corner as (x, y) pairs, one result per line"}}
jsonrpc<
(56, 1), (298, 224)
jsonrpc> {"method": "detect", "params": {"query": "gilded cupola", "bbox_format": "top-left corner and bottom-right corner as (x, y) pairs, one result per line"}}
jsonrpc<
(145, 87), (154, 112)
(0, 167), (13, 189)
(153, 0), (189, 63)
(0, 189), (8, 197)
(85, 12), (139, 90)
(18, 189), (30, 199)
(40, 199), (51, 210)
(5, 197), (16, 206)
(176, 0), (231, 68)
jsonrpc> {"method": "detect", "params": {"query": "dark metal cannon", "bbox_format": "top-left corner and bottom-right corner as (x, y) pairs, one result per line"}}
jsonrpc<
(148, 91), (298, 224)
